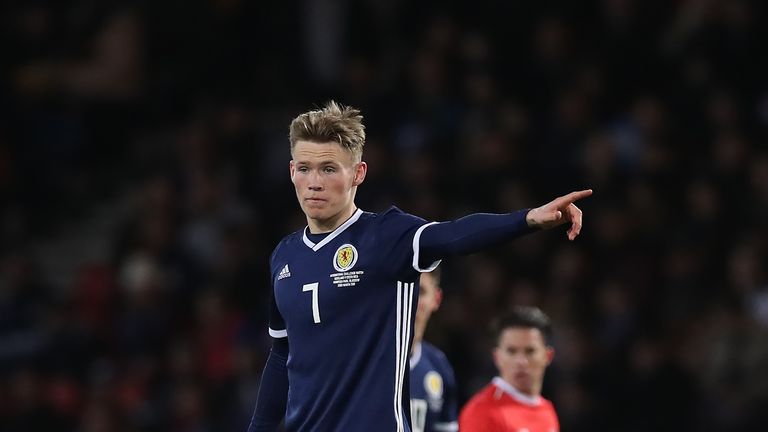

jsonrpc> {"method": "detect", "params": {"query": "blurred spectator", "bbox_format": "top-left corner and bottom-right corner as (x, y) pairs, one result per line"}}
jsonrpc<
(2, 0), (767, 430)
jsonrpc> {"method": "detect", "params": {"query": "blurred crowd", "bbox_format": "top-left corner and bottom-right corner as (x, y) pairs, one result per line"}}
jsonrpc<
(2, 0), (768, 431)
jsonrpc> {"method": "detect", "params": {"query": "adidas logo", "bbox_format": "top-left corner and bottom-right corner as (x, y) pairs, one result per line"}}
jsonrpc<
(277, 264), (291, 280)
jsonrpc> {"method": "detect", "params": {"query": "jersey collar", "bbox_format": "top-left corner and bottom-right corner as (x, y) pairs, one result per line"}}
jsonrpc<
(409, 342), (422, 370)
(302, 208), (363, 251)
(492, 376), (542, 406)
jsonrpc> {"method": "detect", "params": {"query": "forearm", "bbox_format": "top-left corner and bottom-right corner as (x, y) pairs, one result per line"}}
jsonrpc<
(419, 210), (535, 265)
(248, 339), (289, 432)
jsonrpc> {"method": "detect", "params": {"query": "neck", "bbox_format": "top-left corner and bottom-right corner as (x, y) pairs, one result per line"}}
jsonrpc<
(499, 374), (541, 398)
(411, 320), (426, 353)
(493, 377), (542, 406)
(308, 204), (357, 233)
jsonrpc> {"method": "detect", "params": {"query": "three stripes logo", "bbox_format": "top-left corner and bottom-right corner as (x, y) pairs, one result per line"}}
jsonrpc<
(277, 264), (291, 280)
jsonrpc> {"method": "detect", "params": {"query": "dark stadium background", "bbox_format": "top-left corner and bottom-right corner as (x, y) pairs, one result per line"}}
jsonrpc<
(2, 0), (768, 430)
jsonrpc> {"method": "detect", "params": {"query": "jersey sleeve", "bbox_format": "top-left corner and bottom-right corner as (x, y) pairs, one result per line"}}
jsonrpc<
(248, 338), (288, 431)
(417, 210), (535, 268)
(268, 291), (287, 339)
(376, 206), (442, 275)
(267, 246), (287, 339)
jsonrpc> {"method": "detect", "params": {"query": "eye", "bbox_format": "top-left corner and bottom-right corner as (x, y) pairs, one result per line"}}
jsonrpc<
(297, 166), (309, 173)
(323, 166), (336, 173)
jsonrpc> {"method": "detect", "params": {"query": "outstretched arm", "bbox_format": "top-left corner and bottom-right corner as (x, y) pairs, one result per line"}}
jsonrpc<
(417, 189), (592, 268)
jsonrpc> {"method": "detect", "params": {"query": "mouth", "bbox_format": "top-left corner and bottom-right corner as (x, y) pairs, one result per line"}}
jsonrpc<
(304, 197), (326, 206)
(513, 371), (531, 382)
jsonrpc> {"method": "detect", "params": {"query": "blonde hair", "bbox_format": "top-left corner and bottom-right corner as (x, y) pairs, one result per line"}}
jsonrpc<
(289, 101), (366, 162)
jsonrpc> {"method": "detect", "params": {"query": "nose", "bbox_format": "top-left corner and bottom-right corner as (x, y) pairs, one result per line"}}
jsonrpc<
(308, 171), (323, 191)
(512, 354), (529, 366)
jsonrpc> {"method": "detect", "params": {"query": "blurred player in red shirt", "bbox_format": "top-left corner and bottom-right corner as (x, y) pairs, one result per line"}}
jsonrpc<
(459, 306), (559, 432)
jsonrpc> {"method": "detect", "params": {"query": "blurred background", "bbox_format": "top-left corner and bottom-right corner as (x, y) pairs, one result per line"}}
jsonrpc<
(2, 0), (768, 430)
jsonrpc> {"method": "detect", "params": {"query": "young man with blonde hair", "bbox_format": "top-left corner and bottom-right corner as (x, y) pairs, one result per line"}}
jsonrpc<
(248, 101), (590, 431)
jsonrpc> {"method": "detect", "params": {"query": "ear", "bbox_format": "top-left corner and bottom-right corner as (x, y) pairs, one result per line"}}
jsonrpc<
(545, 346), (555, 366)
(289, 160), (296, 183)
(492, 347), (501, 369)
(352, 161), (367, 186)
(433, 288), (443, 310)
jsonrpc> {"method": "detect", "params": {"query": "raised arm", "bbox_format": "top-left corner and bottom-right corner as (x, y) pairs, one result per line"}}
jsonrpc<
(417, 189), (592, 268)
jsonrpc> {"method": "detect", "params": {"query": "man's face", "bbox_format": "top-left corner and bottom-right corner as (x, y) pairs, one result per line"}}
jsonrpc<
(290, 140), (366, 230)
(493, 327), (554, 397)
(415, 273), (441, 331)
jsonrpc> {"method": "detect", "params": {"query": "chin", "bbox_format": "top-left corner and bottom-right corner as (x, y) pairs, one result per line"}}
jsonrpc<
(301, 204), (324, 215)
(513, 380), (533, 394)
(304, 208), (331, 221)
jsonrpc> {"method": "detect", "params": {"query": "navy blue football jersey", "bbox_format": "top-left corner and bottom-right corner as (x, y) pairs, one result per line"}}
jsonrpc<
(268, 207), (441, 431)
(409, 342), (458, 432)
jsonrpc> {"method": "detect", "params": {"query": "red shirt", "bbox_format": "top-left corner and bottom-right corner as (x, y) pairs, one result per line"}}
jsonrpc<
(459, 377), (559, 432)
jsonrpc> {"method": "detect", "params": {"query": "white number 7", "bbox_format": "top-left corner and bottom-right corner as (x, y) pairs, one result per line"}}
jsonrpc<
(302, 282), (321, 323)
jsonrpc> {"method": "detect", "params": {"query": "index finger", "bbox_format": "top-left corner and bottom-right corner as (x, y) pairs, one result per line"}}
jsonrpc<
(554, 189), (593, 206)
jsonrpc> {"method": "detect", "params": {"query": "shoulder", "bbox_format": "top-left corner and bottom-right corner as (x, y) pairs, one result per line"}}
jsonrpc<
(270, 230), (304, 262)
(460, 384), (499, 426)
(463, 383), (498, 408)
(421, 342), (451, 368)
(349, 207), (429, 244)
(540, 396), (557, 412)
(374, 206), (428, 226)
(421, 341), (447, 359)
(535, 397), (560, 427)
(273, 229), (304, 251)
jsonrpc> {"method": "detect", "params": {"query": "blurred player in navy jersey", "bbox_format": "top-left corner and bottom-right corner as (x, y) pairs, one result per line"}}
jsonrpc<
(247, 101), (591, 432)
(409, 269), (458, 432)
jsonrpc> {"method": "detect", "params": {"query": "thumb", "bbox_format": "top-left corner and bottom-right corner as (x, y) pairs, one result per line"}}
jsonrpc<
(540, 210), (562, 223)
(528, 208), (563, 227)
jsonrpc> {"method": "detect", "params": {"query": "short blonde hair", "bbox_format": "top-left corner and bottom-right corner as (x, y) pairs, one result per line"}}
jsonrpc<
(289, 101), (366, 162)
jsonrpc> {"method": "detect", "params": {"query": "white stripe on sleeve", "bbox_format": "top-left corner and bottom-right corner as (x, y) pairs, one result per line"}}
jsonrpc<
(412, 222), (442, 272)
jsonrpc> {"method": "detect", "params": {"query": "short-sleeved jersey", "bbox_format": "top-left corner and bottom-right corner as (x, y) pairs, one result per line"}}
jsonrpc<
(409, 342), (458, 432)
(268, 207), (440, 431)
(459, 377), (559, 432)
